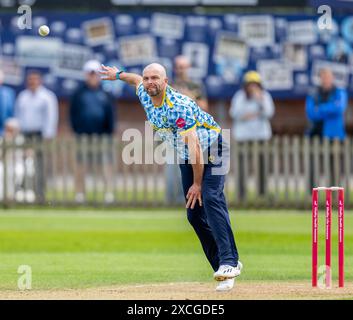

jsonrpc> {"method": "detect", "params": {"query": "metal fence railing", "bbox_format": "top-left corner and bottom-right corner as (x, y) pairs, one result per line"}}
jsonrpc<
(0, 135), (351, 209)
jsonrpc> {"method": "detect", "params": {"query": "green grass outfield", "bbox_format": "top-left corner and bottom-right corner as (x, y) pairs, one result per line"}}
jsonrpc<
(0, 209), (352, 290)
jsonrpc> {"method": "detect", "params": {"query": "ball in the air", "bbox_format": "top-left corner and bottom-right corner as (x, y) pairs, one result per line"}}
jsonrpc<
(38, 25), (50, 37)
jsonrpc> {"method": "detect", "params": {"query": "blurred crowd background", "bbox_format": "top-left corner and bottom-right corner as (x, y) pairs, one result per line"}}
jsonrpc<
(0, 0), (353, 208)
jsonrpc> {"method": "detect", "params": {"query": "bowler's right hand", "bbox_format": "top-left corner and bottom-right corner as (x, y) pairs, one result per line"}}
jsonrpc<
(186, 183), (202, 210)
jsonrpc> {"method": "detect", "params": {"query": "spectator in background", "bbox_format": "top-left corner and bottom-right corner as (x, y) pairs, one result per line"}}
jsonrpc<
(15, 70), (59, 202)
(70, 60), (115, 204)
(229, 71), (275, 201)
(165, 55), (209, 205)
(173, 55), (209, 112)
(305, 68), (348, 188)
(306, 68), (347, 140)
(0, 69), (15, 136)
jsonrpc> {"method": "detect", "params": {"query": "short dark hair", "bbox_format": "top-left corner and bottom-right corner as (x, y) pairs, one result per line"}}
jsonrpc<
(26, 69), (42, 78)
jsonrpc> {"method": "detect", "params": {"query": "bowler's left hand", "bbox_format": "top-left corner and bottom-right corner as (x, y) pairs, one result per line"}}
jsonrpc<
(100, 65), (119, 81)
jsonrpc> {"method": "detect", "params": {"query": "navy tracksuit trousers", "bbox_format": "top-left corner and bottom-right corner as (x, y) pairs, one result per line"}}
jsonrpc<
(179, 136), (239, 271)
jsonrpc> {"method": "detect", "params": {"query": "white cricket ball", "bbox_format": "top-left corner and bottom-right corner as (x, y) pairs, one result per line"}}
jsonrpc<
(38, 25), (50, 37)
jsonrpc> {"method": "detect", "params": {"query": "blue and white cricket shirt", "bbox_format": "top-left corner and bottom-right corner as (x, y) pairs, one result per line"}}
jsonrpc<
(136, 83), (221, 160)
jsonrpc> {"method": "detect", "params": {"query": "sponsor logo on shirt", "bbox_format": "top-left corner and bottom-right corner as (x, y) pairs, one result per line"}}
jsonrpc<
(176, 117), (186, 129)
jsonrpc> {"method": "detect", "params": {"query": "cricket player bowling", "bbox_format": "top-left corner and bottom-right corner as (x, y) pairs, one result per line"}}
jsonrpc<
(100, 63), (242, 291)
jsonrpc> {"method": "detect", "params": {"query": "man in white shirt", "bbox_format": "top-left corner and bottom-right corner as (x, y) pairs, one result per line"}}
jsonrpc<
(229, 71), (275, 201)
(15, 71), (58, 139)
(15, 70), (59, 202)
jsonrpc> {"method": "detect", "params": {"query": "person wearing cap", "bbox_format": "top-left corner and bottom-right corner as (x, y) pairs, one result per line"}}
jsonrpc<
(70, 60), (116, 204)
(15, 70), (59, 203)
(0, 69), (15, 137)
(229, 71), (275, 201)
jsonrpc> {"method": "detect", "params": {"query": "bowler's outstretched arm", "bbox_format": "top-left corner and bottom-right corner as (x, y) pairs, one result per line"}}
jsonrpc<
(100, 65), (142, 87)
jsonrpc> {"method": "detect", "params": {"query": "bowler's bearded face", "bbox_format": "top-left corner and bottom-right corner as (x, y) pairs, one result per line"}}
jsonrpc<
(142, 70), (167, 97)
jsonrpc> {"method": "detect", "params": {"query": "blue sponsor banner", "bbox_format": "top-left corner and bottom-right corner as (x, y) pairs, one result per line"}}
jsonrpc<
(0, 12), (352, 99)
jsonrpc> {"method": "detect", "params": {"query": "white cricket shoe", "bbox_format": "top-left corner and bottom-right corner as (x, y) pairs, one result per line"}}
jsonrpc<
(213, 261), (243, 281)
(216, 278), (235, 292)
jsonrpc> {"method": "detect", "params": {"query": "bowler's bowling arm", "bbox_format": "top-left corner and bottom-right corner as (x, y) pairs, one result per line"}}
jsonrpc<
(119, 72), (143, 87)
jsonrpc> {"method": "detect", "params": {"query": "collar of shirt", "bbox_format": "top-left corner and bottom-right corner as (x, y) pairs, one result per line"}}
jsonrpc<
(25, 85), (47, 97)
